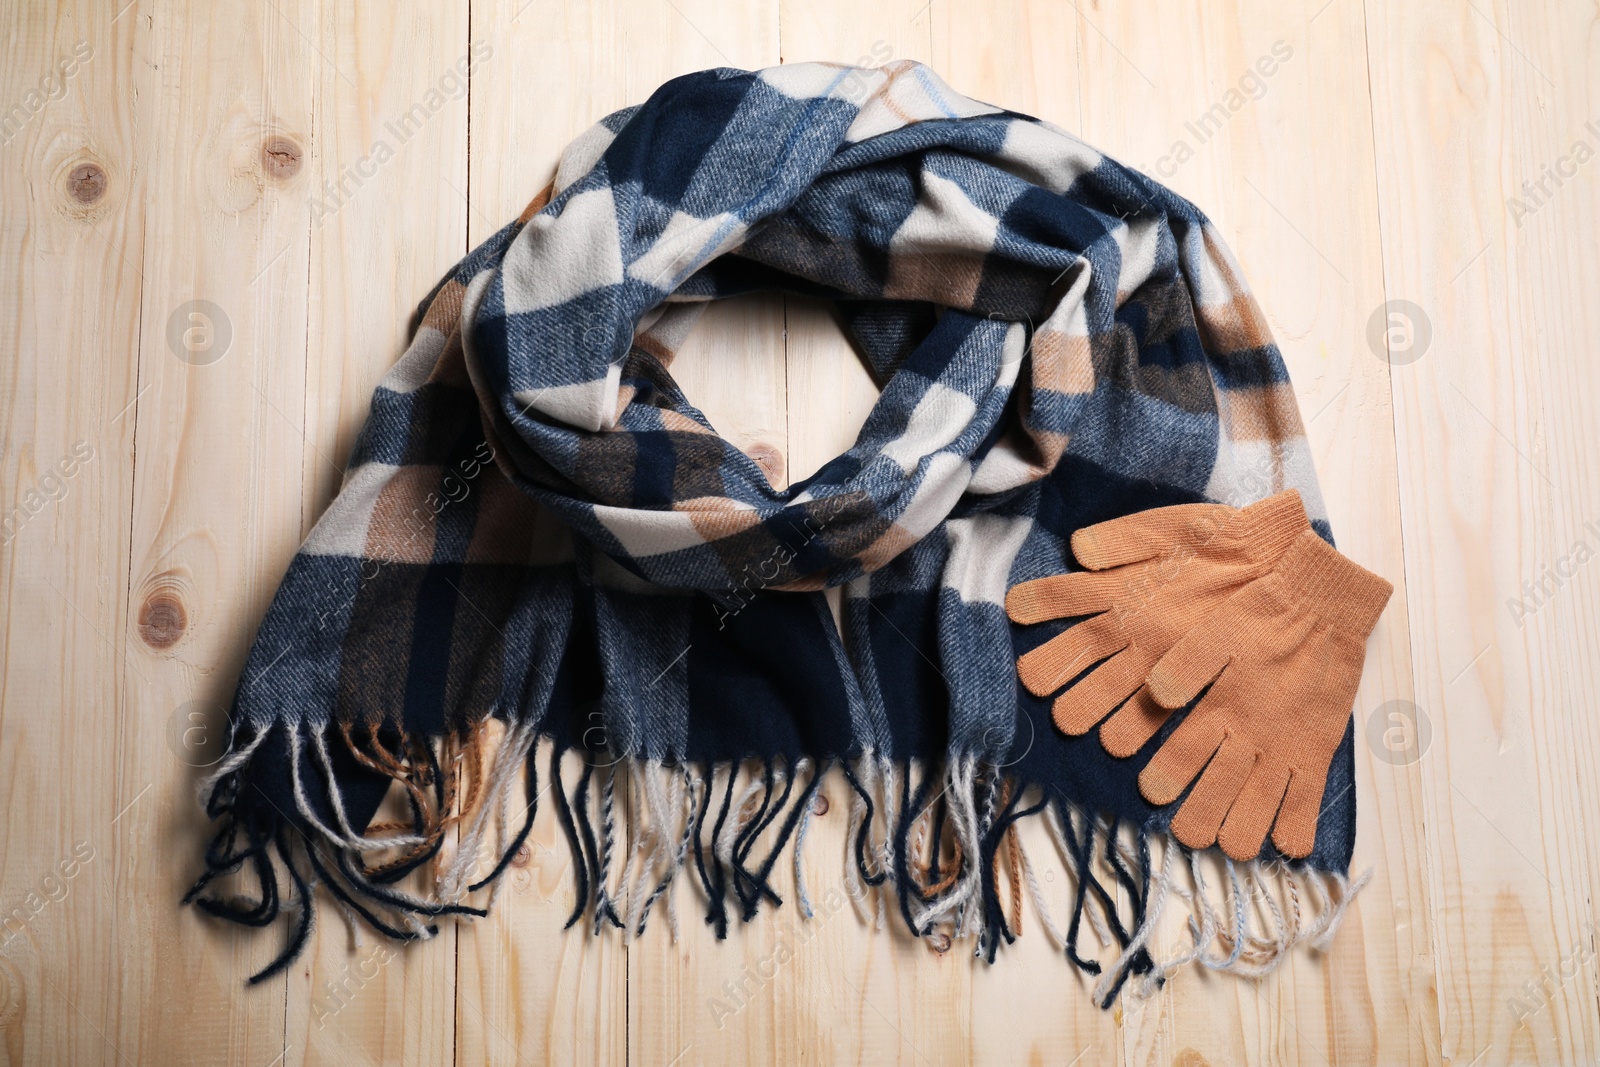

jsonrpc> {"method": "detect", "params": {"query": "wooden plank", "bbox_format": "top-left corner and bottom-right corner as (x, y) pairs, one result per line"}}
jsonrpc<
(94, 0), (319, 1063)
(455, 5), (629, 1066)
(767, 12), (998, 1067)
(970, 1), (1431, 1062)
(283, 3), (473, 1065)
(612, 6), (787, 1064)
(0, 4), (153, 1065)
(1364, 1), (1600, 1064)
(915, 17), (1134, 1065)
(457, 2), (793, 1064)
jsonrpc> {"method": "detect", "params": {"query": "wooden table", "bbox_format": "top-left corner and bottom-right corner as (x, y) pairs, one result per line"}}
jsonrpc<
(2, 1), (1596, 1063)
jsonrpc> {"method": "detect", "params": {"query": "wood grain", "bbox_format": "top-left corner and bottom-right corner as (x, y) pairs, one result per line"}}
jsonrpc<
(1, 1), (1596, 1064)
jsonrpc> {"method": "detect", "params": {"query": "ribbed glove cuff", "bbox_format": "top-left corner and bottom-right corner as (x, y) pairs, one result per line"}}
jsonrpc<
(1270, 528), (1393, 637)
(1229, 489), (1312, 559)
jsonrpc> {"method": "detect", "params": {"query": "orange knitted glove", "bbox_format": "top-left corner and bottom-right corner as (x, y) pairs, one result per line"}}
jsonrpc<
(1006, 491), (1311, 738)
(1136, 528), (1392, 860)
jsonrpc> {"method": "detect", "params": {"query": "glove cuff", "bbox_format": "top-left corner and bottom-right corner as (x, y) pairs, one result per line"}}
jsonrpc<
(1228, 489), (1311, 560)
(1271, 529), (1393, 637)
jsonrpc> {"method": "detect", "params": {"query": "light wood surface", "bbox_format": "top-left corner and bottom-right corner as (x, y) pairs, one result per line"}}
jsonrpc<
(2, 1), (1596, 1064)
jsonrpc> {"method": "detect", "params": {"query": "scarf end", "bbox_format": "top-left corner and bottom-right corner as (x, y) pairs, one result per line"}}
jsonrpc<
(184, 726), (1363, 1003)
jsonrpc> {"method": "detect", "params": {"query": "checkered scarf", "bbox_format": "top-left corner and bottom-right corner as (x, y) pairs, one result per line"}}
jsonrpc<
(190, 61), (1360, 1004)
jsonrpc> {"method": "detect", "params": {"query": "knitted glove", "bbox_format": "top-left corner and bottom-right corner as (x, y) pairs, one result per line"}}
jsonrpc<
(1136, 528), (1393, 860)
(1006, 491), (1311, 738)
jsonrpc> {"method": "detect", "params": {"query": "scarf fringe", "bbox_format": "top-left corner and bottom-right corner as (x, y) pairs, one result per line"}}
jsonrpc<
(187, 721), (1366, 1002)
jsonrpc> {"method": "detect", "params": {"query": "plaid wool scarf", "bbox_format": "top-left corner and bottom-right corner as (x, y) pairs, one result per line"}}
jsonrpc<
(190, 61), (1364, 1005)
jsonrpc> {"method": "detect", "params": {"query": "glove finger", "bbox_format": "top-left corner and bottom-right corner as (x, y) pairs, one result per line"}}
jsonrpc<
(1146, 623), (1232, 710)
(1016, 614), (1127, 698)
(1051, 646), (1155, 736)
(1097, 686), (1174, 758)
(1070, 504), (1232, 571)
(1218, 764), (1292, 862)
(1005, 570), (1124, 625)
(1270, 763), (1331, 859)
(1169, 736), (1259, 851)
(1138, 705), (1227, 807)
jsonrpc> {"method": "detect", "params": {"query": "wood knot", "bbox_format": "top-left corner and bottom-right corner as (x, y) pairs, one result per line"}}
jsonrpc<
(746, 443), (785, 485)
(926, 930), (952, 954)
(67, 162), (106, 204)
(511, 844), (532, 869)
(810, 793), (829, 817)
(260, 137), (303, 179)
(138, 589), (188, 649)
